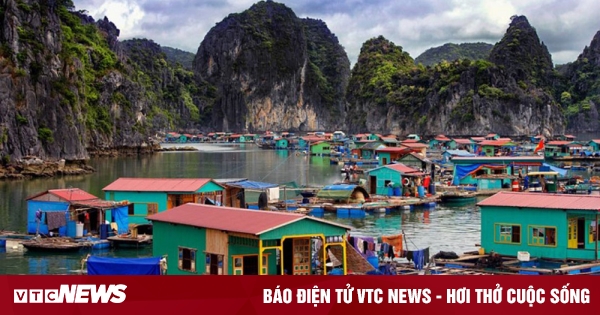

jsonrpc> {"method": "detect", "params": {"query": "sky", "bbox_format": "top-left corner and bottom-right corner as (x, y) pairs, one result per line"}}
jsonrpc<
(72, 0), (600, 66)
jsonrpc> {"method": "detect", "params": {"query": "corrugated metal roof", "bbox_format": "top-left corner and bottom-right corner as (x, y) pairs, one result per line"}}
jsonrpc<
(452, 138), (473, 144)
(400, 142), (428, 148)
(103, 178), (217, 192)
(452, 156), (544, 162)
(49, 188), (98, 201)
(546, 141), (572, 146)
(385, 163), (422, 174)
(477, 192), (600, 211)
(147, 203), (351, 234)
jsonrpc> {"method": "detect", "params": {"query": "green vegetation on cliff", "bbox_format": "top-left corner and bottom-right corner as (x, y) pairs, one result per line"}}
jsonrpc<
(415, 42), (493, 66)
(161, 46), (195, 70)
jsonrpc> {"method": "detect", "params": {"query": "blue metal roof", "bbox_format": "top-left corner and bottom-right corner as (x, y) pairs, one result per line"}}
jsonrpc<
(321, 184), (357, 191)
(225, 180), (279, 189)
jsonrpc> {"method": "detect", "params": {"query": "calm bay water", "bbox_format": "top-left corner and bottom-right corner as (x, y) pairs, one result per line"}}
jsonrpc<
(0, 143), (480, 274)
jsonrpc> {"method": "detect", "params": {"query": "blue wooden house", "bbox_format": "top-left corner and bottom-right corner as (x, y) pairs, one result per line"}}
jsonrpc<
(478, 192), (600, 261)
(103, 178), (225, 224)
(365, 163), (424, 195)
(26, 188), (131, 236)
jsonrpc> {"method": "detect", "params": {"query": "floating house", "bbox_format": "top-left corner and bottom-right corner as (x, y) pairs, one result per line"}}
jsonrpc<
(442, 150), (476, 164)
(400, 142), (428, 156)
(589, 140), (600, 152)
(406, 134), (421, 141)
(451, 138), (475, 152)
(381, 135), (400, 147)
(309, 141), (331, 155)
(103, 178), (225, 224)
(429, 134), (452, 149)
(544, 141), (581, 159)
(214, 179), (280, 208)
(365, 163), (424, 195)
(148, 204), (352, 275)
(26, 189), (131, 236)
(397, 152), (431, 171)
(359, 142), (386, 159)
(451, 156), (544, 189)
(477, 140), (516, 157)
(485, 133), (500, 140)
(275, 138), (289, 150)
(375, 147), (411, 165)
(479, 192), (600, 261)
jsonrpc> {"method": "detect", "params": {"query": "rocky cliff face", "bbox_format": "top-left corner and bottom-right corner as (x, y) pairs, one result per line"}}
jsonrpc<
(346, 16), (565, 136)
(193, 1), (350, 132)
(560, 30), (600, 133)
(0, 0), (203, 169)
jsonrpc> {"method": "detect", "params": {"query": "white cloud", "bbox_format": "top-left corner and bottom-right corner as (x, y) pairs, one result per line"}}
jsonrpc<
(85, 0), (145, 37)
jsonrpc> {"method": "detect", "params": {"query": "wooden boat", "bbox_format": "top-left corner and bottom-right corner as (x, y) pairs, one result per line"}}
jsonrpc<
(21, 237), (90, 252)
(107, 234), (152, 248)
(440, 191), (477, 203)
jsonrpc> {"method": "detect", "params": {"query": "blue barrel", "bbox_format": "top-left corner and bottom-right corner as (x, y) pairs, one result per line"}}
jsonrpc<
(429, 184), (436, 195)
(329, 268), (344, 275)
(99, 224), (109, 239)
(393, 187), (401, 196)
(66, 221), (77, 237)
(0, 238), (6, 248)
(58, 226), (67, 237)
(388, 187), (394, 196)
(418, 186), (425, 198)
(367, 256), (379, 269)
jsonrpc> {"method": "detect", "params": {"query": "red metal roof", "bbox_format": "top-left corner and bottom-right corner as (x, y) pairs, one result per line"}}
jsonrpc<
(477, 192), (600, 211)
(376, 147), (410, 153)
(435, 135), (451, 141)
(546, 141), (572, 146)
(591, 139), (600, 144)
(471, 137), (485, 141)
(453, 138), (473, 144)
(147, 203), (351, 234)
(48, 189), (98, 201)
(478, 140), (510, 146)
(385, 163), (422, 174)
(400, 142), (428, 148)
(401, 139), (418, 143)
(103, 178), (216, 192)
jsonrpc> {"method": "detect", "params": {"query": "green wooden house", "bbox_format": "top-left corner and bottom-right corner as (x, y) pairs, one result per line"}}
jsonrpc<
(103, 178), (225, 224)
(451, 156), (544, 188)
(397, 152), (431, 171)
(544, 141), (576, 159)
(406, 134), (420, 141)
(478, 192), (600, 261)
(366, 134), (381, 141)
(148, 203), (351, 275)
(309, 141), (331, 155)
(365, 163), (424, 195)
(428, 134), (451, 149)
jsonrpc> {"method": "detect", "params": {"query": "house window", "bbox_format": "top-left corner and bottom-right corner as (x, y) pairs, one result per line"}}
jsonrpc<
(147, 203), (158, 215)
(494, 224), (521, 244)
(205, 253), (224, 275)
(178, 247), (196, 272)
(529, 226), (556, 246)
(128, 204), (135, 216)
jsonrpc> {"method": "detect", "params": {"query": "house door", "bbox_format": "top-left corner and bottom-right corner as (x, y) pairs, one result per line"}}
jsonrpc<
(568, 218), (578, 249)
(292, 238), (311, 275)
(242, 255), (258, 275)
(370, 176), (377, 194)
(382, 158), (388, 165)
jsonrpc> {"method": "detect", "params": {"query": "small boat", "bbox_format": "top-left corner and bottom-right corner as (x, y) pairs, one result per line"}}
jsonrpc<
(21, 237), (90, 252)
(440, 191), (477, 203)
(107, 234), (152, 248)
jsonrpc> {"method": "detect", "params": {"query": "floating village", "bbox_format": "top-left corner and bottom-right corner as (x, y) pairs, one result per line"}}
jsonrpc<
(3, 131), (600, 276)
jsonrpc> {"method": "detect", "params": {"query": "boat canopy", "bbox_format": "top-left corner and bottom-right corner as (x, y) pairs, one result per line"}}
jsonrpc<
(87, 256), (162, 275)
(316, 184), (369, 201)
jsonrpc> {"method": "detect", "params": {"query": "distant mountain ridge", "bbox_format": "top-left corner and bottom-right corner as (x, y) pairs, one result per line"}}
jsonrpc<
(161, 46), (195, 70)
(415, 43), (494, 66)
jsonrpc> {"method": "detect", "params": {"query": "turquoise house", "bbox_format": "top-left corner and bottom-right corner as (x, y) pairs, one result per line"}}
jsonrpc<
(275, 138), (289, 149)
(103, 178), (225, 224)
(589, 140), (600, 152)
(451, 156), (544, 187)
(365, 163), (424, 195)
(148, 203), (351, 275)
(376, 147), (411, 166)
(359, 142), (385, 159)
(479, 192), (600, 261)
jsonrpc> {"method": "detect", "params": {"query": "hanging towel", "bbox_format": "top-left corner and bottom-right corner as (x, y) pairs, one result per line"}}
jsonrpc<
(423, 247), (430, 265)
(46, 212), (66, 231)
(357, 239), (365, 254)
(406, 250), (414, 262)
(413, 250), (423, 270)
(381, 234), (403, 257)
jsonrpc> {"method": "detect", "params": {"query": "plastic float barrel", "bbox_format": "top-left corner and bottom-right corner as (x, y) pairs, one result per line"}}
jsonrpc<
(0, 238), (6, 248)
(393, 186), (401, 196)
(99, 224), (109, 240)
(429, 184), (436, 195)
(512, 179), (520, 191)
(417, 186), (425, 198)
(67, 221), (77, 237)
(75, 223), (84, 238)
